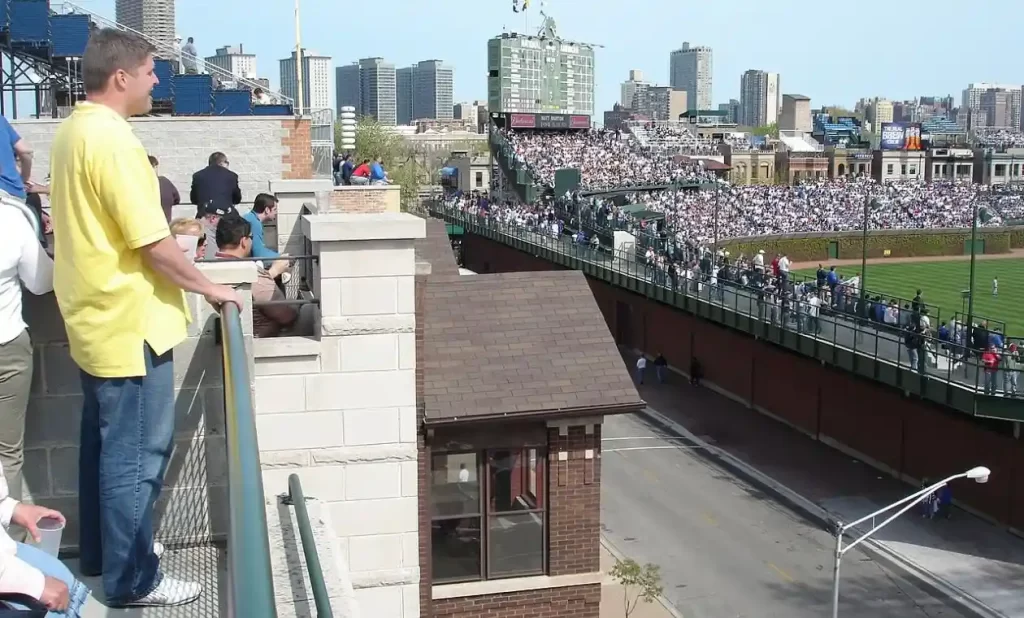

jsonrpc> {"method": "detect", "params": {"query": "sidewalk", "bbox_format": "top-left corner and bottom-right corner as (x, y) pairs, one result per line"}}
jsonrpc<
(621, 348), (1024, 618)
(600, 542), (679, 618)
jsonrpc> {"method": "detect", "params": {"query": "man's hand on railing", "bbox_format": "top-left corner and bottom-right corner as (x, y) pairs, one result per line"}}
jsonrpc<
(205, 284), (244, 311)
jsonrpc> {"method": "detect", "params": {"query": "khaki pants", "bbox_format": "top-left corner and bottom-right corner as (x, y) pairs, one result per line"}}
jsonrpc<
(0, 331), (31, 541)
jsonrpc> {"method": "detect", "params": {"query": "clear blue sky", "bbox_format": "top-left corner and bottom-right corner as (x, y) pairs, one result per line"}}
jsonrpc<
(78, 0), (1024, 114)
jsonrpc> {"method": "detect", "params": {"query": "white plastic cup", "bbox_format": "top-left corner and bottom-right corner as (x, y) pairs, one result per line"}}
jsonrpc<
(34, 517), (64, 557)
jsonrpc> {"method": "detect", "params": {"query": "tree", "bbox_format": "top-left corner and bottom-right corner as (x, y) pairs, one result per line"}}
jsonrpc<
(752, 122), (779, 138)
(609, 558), (663, 618)
(339, 116), (424, 211)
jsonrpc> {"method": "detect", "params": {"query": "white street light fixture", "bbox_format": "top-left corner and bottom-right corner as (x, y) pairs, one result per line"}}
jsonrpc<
(831, 466), (991, 618)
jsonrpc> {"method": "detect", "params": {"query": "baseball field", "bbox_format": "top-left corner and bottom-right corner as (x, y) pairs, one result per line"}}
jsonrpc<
(794, 257), (1024, 337)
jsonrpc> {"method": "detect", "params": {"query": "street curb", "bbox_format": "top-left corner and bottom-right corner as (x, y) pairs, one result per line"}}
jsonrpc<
(600, 535), (687, 618)
(639, 405), (1005, 618)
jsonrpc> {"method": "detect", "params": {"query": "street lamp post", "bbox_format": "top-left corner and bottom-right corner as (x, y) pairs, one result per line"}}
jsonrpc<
(831, 466), (991, 618)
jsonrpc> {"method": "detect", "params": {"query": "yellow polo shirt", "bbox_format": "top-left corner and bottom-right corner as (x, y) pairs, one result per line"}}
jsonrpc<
(50, 102), (189, 378)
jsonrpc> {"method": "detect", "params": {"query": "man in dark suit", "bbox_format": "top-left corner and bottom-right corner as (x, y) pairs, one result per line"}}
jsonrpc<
(190, 151), (241, 218)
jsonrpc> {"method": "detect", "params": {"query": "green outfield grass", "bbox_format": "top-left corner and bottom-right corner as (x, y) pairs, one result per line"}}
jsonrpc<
(794, 258), (1024, 337)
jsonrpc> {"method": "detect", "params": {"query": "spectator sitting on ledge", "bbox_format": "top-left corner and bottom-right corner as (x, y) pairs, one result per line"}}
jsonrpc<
(214, 213), (314, 338)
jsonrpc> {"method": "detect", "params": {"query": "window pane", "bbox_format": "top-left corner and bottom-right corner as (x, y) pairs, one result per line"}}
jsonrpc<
(432, 453), (480, 517)
(488, 448), (545, 512)
(432, 517), (482, 582)
(489, 513), (544, 577)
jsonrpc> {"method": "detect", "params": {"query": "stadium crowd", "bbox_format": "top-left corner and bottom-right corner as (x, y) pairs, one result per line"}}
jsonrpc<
(501, 127), (717, 190)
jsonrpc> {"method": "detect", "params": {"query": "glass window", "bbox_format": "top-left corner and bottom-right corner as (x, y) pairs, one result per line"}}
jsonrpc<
(431, 448), (547, 584)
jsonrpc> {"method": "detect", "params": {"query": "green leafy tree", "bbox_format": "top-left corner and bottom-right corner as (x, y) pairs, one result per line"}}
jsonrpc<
(337, 116), (424, 211)
(609, 558), (663, 618)
(752, 122), (779, 138)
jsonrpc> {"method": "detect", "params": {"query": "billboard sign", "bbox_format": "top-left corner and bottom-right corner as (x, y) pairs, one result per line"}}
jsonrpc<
(507, 113), (591, 130)
(880, 122), (923, 151)
(509, 113), (536, 129)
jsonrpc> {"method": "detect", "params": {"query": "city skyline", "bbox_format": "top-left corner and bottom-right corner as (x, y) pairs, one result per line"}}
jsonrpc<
(93, 0), (1022, 118)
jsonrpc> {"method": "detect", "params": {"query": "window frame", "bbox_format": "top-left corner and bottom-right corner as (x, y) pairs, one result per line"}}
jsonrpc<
(430, 447), (548, 585)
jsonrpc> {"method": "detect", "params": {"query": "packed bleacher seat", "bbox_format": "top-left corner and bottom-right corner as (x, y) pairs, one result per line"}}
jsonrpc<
(974, 128), (1024, 149)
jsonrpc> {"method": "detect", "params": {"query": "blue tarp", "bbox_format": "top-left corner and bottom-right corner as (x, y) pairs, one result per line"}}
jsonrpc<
(440, 167), (457, 177)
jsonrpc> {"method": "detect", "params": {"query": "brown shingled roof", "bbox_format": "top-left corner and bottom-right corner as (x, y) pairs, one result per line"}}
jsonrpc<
(421, 270), (644, 424)
(415, 218), (460, 276)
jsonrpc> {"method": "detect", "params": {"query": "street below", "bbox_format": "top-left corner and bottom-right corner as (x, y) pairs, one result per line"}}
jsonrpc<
(600, 410), (971, 618)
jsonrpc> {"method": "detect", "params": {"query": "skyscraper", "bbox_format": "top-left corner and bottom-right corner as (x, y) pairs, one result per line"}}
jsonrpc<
(279, 49), (332, 113)
(413, 60), (454, 121)
(205, 44), (257, 79)
(335, 63), (361, 116)
(396, 66), (415, 125)
(739, 70), (779, 127)
(359, 57), (397, 125)
(669, 42), (712, 111)
(620, 69), (648, 108)
(115, 0), (176, 52)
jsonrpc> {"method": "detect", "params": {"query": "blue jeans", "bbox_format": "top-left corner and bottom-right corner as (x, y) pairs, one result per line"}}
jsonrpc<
(1, 543), (90, 616)
(78, 345), (174, 605)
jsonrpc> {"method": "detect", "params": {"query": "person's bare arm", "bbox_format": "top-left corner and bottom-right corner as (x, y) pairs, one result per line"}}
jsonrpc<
(13, 139), (31, 182)
(141, 235), (242, 306)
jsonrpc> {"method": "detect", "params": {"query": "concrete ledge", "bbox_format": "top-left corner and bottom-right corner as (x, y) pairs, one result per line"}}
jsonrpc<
(415, 260), (432, 276)
(254, 336), (321, 359)
(321, 315), (415, 336)
(303, 212), (426, 242)
(197, 260), (259, 284)
(267, 496), (361, 618)
(432, 572), (602, 600)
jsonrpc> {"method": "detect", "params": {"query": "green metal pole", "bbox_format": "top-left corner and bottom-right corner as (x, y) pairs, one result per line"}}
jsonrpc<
(860, 194), (869, 305)
(965, 200), (979, 341)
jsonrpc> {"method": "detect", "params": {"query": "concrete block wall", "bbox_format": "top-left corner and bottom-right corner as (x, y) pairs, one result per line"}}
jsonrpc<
(255, 211), (425, 618)
(21, 261), (257, 549)
(12, 116), (314, 203)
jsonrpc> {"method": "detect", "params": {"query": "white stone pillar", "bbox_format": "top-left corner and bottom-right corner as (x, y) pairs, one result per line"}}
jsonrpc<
(269, 178), (334, 256)
(255, 211), (425, 618)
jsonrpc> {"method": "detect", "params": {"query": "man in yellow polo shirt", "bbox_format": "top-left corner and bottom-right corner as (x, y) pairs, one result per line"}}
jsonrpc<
(49, 29), (241, 608)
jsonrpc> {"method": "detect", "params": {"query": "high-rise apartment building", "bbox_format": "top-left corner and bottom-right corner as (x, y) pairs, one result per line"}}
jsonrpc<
(115, 0), (176, 52)
(633, 86), (687, 122)
(486, 25), (595, 116)
(359, 57), (397, 125)
(396, 66), (415, 125)
(739, 70), (779, 127)
(962, 83), (1021, 130)
(620, 69), (648, 108)
(205, 44), (257, 79)
(335, 63), (361, 116)
(412, 60), (454, 122)
(279, 49), (332, 113)
(718, 99), (740, 124)
(669, 42), (712, 111)
(866, 98), (894, 131)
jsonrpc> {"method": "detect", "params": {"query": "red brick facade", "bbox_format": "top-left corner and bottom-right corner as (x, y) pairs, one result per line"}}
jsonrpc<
(418, 421), (603, 618)
(280, 118), (312, 179)
(328, 186), (401, 213)
(432, 584), (601, 618)
(548, 425), (601, 576)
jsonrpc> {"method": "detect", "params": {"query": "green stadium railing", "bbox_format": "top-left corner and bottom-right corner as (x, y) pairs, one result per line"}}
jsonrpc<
(431, 203), (1022, 421)
(284, 474), (334, 618)
(219, 302), (277, 617)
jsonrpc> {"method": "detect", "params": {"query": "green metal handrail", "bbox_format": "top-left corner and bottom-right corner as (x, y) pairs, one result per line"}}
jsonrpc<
(220, 302), (277, 617)
(286, 474), (334, 618)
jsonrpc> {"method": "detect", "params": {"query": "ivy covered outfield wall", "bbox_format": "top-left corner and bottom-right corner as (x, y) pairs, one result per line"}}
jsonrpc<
(718, 227), (1024, 263)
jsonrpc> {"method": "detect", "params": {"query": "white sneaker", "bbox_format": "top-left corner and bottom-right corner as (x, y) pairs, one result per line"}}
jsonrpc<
(154, 541), (165, 558)
(122, 577), (202, 607)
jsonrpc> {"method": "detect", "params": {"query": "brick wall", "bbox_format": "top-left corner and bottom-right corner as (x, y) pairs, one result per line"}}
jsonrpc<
(432, 584), (600, 618)
(421, 420), (602, 618)
(416, 273), (432, 617)
(328, 185), (402, 213)
(548, 424), (601, 576)
(12, 115), (314, 207)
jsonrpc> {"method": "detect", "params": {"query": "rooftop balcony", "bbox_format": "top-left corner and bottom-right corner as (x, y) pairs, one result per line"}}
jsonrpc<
(20, 180), (422, 617)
